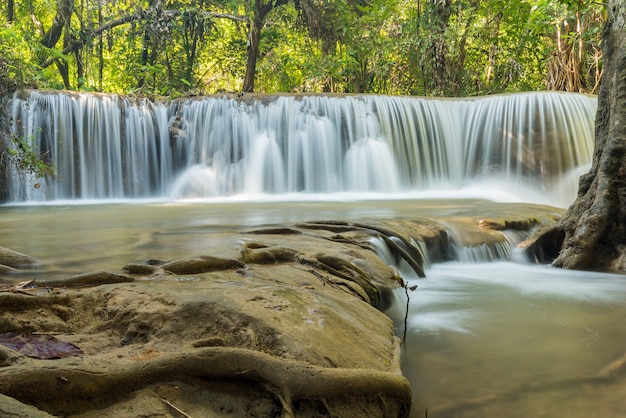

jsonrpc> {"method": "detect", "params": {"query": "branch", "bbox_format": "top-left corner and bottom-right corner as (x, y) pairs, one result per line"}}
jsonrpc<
(40, 8), (248, 69)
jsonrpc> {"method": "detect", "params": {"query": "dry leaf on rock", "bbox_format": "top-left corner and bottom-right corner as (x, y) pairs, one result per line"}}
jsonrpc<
(0, 333), (83, 359)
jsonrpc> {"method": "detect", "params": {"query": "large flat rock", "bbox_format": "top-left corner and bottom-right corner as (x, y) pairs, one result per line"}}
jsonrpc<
(0, 212), (559, 417)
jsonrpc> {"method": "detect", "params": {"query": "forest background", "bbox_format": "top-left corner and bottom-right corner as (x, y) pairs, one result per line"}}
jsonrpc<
(0, 0), (606, 97)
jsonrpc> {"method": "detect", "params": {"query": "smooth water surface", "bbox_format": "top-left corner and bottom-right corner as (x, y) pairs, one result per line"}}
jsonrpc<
(390, 261), (626, 418)
(0, 197), (555, 280)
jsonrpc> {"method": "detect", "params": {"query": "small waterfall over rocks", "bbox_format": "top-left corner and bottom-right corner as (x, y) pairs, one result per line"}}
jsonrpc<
(3, 91), (596, 205)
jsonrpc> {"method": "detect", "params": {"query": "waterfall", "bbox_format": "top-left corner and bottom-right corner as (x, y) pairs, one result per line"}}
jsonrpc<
(3, 91), (596, 206)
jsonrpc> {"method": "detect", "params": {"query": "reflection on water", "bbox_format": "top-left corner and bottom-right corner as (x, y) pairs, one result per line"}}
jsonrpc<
(2, 199), (625, 417)
(390, 261), (626, 418)
(0, 198), (553, 280)
(0, 200), (392, 279)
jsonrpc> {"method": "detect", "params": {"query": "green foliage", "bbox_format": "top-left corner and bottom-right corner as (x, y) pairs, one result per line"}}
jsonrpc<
(0, 25), (41, 92)
(529, 0), (604, 92)
(0, 0), (608, 96)
(2, 134), (56, 179)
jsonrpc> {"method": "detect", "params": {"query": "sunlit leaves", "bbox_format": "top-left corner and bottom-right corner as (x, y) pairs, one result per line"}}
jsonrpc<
(0, 0), (607, 95)
(2, 134), (56, 180)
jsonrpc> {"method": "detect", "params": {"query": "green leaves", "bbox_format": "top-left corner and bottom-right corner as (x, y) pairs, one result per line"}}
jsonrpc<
(2, 134), (56, 181)
(0, 0), (606, 96)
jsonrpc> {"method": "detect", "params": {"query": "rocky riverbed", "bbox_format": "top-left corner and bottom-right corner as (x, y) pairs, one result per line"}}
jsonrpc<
(0, 208), (560, 417)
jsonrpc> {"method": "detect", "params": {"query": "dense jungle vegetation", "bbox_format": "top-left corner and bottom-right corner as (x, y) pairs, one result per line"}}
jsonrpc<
(0, 0), (605, 97)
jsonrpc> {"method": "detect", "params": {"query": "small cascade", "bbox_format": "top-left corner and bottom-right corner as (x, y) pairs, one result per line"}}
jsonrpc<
(168, 164), (220, 199)
(453, 241), (514, 263)
(3, 91), (596, 205)
(370, 223), (530, 270)
(244, 131), (286, 194)
(369, 235), (430, 279)
(450, 229), (530, 263)
(6, 91), (172, 201)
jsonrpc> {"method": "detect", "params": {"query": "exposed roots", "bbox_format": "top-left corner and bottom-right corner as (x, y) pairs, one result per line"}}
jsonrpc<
(0, 346), (412, 416)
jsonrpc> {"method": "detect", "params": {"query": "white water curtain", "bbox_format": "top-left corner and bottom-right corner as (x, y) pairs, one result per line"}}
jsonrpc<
(7, 91), (596, 206)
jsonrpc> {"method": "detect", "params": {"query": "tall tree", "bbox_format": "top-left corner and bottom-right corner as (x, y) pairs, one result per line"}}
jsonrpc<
(243, 0), (289, 92)
(524, 0), (626, 271)
(35, 0), (74, 88)
(424, 0), (453, 95)
(413, 0), (536, 96)
(6, 0), (14, 22)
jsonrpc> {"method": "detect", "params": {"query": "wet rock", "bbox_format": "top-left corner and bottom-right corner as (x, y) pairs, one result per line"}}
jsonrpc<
(0, 264), (19, 274)
(477, 217), (540, 230)
(0, 247), (39, 268)
(245, 227), (303, 235)
(0, 269), (410, 417)
(122, 263), (159, 275)
(0, 344), (22, 367)
(239, 244), (299, 264)
(0, 210), (562, 417)
(42, 271), (134, 288)
(162, 256), (245, 274)
(0, 394), (54, 418)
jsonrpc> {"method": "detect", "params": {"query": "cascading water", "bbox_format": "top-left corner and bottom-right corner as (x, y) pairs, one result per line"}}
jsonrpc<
(5, 92), (172, 201)
(3, 91), (596, 206)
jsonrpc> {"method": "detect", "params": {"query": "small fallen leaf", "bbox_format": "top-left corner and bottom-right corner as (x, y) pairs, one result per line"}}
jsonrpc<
(0, 333), (83, 359)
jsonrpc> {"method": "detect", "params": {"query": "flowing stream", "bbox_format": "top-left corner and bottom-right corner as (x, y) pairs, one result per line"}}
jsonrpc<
(382, 252), (626, 417)
(3, 91), (626, 417)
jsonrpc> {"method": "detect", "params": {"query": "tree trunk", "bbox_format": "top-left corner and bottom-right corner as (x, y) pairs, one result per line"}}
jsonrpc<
(39, 0), (73, 52)
(429, 0), (452, 95)
(243, 15), (263, 92)
(137, 29), (152, 89)
(242, 0), (288, 93)
(523, 1), (626, 271)
(36, 0), (73, 88)
(7, 0), (14, 22)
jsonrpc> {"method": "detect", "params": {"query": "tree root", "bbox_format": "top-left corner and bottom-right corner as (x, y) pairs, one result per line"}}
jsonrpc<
(378, 234), (425, 278)
(519, 225), (565, 264)
(0, 346), (412, 416)
(0, 393), (54, 418)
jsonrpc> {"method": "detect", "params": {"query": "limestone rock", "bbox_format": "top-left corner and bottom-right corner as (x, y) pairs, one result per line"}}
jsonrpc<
(0, 268), (410, 417)
(0, 247), (39, 268)
(0, 394), (54, 418)
(0, 213), (557, 417)
(162, 255), (245, 274)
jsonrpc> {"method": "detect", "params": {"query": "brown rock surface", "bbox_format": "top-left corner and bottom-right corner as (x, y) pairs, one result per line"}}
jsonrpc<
(0, 213), (557, 417)
(0, 246), (39, 269)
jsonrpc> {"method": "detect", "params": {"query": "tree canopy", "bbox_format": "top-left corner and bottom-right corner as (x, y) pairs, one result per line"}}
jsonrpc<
(0, 0), (605, 96)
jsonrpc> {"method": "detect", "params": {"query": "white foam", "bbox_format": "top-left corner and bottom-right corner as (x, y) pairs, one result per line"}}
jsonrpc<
(398, 262), (626, 335)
